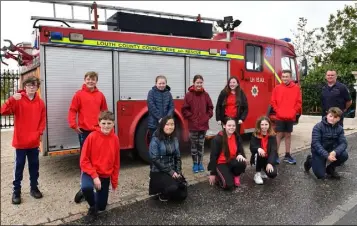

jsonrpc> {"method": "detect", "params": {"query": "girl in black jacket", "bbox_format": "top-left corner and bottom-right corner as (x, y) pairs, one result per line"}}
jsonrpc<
(207, 118), (247, 190)
(215, 77), (248, 133)
(148, 115), (187, 202)
(250, 116), (278, 185)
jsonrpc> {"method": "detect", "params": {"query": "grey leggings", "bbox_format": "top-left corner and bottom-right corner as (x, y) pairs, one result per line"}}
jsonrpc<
(189, 131), (206, 164)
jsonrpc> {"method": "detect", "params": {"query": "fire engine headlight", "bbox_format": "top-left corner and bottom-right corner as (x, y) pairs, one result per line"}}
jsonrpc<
(69, 33), (84, 42)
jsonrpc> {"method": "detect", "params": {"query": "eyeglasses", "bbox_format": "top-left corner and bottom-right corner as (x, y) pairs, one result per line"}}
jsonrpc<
(25, 84), (38, 88)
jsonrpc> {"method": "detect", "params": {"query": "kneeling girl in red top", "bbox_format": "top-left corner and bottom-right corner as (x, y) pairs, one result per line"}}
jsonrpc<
(250, 116), (278, 185)
(207, 118), (247, 190)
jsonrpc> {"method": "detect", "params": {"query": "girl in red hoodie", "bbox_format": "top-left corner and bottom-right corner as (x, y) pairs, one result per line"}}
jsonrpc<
(181, 74), (214, 173)
(1, 76), (46, 205)
(207, 118), (247, 190)
(80, 111), (120, 219)
(249, 116), (278, 185)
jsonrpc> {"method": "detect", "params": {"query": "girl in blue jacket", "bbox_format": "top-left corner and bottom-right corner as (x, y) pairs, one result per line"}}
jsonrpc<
(147, 75), (174, 141)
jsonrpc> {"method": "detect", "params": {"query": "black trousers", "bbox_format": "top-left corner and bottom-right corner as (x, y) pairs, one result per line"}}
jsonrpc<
(256, 155), (277, 178)
(149, 172), (187, 201)
(216, 159), (246, 190)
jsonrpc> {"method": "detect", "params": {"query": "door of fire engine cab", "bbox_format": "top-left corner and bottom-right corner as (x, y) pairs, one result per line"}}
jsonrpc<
(241, 41), (274, 133)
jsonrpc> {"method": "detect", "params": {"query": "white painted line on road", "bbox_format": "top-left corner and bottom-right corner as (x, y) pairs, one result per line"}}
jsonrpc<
(316, 191), (357, 225)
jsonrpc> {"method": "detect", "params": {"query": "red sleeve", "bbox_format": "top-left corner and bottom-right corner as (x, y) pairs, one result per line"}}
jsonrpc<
(80, 135), (98, 179)
(38, 101), (46, 135)
(1, 96), (17, 116)
(101, 94), (108, 111)
(295, 87), (302, 113)
(68, 93), (79, 129)
(271, 87), (278, 112)
(111, 137), (120, 189)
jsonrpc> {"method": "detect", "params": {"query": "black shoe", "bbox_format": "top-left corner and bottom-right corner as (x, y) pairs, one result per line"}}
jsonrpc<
(304, 155), (312, 172)
(84, 206), (98, 223)
(326, 166), (341, 179)
(74, 189), (85, 203)
(159, 194), (168, 202)
(30, 187), (43, 199)
(12, 192), (21, 205)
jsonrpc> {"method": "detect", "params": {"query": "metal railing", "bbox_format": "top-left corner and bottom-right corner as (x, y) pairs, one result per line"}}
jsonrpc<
(0, 69), (20, 129)
(301, 83), (356, 118)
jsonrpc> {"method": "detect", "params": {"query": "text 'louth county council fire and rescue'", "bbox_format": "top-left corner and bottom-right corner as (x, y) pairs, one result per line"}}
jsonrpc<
(96, 41), (201, 55)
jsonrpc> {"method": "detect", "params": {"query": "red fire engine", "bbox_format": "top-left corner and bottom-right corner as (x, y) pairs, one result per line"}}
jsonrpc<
(2, 1), (305, 163)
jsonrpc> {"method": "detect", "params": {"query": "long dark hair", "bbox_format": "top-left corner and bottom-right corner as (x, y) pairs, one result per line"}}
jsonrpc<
(223, 77), (241, 107)
(221, 117), (238, 161)
(155, 115), (177, 140)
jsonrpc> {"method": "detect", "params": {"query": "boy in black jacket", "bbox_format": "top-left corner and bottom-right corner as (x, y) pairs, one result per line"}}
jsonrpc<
(304, 107), (348, 179)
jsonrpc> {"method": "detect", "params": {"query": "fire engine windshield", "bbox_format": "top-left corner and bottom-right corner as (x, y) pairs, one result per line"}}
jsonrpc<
(281, 56), (297, 81)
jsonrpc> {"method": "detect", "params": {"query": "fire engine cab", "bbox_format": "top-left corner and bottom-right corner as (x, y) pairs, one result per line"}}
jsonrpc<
(3, 1), (304, 163)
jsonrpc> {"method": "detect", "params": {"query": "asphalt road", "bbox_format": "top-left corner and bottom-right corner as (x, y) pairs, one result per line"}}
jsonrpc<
(68, 133), (357, 225)
(333, 201), (357, 225)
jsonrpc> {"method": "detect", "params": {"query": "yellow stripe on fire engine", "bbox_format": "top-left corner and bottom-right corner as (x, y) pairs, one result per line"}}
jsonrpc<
(264, 58), (282, 84)
(50, 38), (244, 60)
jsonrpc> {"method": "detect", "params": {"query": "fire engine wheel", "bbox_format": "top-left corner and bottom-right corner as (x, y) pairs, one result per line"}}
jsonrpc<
(135, 117), (151, 164)
(135, 116), (185, 164)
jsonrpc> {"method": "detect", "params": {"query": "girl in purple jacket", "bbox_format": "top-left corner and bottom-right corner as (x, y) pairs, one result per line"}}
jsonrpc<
(181, 74), (214, 173)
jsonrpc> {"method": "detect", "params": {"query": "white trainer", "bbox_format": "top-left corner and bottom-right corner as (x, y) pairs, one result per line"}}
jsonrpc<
(254, 172), (264, 185)
(261, 171), (268, 179)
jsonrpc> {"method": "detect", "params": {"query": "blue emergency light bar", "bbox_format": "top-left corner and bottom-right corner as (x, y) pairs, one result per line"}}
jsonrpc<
(280, 38), (291, 43)
(50, 32), (63, 40)
(220, 50), (227, 56)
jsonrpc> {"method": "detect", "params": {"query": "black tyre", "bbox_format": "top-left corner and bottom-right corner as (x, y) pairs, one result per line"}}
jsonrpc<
(135, 117), (151, 164)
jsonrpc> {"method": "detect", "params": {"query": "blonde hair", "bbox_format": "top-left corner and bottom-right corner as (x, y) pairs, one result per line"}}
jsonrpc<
(99, 110), (115, 122)
(84, 71), (98, 81)
(155, 75), (167, 83)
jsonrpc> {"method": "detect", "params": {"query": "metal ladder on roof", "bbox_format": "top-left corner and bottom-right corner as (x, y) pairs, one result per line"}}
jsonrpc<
(29, 0), (221, 29)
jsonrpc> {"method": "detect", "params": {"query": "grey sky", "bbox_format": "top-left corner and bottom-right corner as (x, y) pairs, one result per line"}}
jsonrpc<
(0, 1), (355, 70)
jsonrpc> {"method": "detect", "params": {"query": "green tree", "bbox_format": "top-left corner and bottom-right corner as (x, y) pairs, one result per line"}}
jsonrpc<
(315, 4), (357, 65)
(298, 4), (357, 115)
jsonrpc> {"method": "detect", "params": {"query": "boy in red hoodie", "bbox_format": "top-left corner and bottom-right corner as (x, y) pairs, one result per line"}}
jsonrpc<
(80, 110), (120, 219)
(1, 76), (46, 205)
(271, 69), (302, 165)
(68, 71), (108, 203)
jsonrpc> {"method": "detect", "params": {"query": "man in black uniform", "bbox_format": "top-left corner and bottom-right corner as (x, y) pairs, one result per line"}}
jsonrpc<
(321, 70), (352, 127)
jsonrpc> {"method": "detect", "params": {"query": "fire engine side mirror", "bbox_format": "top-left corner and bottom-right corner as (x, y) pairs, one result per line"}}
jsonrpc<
(301, 57), (308, 76)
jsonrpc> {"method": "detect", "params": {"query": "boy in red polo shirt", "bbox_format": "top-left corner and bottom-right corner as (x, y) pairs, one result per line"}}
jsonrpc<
(80, 110), (120, 219)
(1, 76), (46, 205)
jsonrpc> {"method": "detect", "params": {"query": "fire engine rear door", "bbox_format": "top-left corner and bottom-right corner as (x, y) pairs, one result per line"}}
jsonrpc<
(44, 46), (114, 152)
(189, 57), (229, 136)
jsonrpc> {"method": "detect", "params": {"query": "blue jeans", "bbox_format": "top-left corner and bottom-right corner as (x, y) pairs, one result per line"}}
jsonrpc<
(312, 151), (348, 179)
(13, 148), (39, 194)
(81, 173), (110, 211)
(78, 129), (92, 152)
(78, 129), (92, 189)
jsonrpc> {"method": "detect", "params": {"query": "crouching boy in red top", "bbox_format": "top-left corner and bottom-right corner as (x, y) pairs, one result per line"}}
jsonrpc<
(80, 111), (120, 219)
(1, 76), (46, 205)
